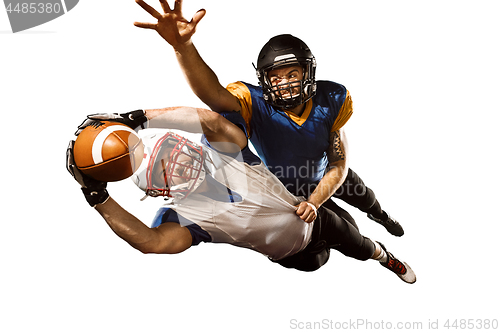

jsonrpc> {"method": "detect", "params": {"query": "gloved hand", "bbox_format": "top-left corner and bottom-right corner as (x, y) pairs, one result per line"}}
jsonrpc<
(75, 109), (147, 135)
(66, 140), (109, 207)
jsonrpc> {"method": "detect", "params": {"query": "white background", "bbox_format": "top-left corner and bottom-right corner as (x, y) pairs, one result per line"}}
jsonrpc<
(1, 0), (499, 332)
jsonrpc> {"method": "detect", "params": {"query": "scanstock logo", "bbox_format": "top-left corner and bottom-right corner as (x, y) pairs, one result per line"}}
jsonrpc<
(3, 0), (79, 33)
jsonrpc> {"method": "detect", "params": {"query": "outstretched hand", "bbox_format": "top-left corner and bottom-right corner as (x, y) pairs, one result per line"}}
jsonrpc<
(134, 0), (206, 48)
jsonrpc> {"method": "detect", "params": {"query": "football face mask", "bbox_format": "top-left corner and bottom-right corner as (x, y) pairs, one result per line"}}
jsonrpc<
(267, 65), (304, 100)
(255, 35), (317, 110)
(258, 60), (316, 110)
(145, 132), (205, 200)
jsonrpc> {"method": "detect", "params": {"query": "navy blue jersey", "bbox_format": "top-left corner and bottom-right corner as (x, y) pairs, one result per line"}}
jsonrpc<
(226, 80), (353, 195)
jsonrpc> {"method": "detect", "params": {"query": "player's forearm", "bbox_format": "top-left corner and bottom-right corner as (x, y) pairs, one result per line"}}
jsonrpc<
(308, 161), (348, 208)
(145, 106), (207, 133)
(94, 197), (161, 254)
(174, 42), (221, 103)
(144, 107), (246, 149)
(309, 129), (349, 207)
(144, 106), (228, 139)
(173, 41), (240, 112)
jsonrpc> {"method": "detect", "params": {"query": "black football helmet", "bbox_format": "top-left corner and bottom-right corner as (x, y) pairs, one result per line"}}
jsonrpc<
(255, 34), (317, 109)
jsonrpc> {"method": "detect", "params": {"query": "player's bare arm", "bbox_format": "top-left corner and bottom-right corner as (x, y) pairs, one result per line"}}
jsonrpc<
(66, 139), (192, 254)
(296, 129), (349, 222)
(95, 197), (193, 254)
(144, 106), (247, 150)
(134, 0), (241, 113)
(81, 107), (247, 151)
(313, 129), (349, 204)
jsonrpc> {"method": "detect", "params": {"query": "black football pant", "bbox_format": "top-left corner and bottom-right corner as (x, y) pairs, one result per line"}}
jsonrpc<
(274, 169), (384, 271)
(327, 168), (385, 223)
(274, 203), (375, 271)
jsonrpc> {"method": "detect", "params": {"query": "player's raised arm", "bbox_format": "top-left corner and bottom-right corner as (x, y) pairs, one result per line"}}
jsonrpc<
(133, 0), (241, 113)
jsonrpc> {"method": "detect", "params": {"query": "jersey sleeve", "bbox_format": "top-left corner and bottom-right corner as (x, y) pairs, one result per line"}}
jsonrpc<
(331, 89), (353, 132)
(226, 81), (253, 134)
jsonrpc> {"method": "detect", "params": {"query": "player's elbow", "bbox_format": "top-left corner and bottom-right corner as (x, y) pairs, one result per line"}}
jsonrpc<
(204, 87), (241, 114)
(131, 240), (165, 255)
(137, 246), (160, 255)
(134, 243), (168, 254)
(327, 160), (348, 175)
(198, 109), (226, 136)
(134, 241), (186, 255)
(129, 226), (192, 255)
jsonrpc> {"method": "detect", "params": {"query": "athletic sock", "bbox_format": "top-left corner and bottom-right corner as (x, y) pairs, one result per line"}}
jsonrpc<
(372, 241), (388, 263)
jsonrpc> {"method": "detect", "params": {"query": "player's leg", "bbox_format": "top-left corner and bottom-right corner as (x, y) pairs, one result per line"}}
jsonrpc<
(315, 206), (374, 261)
(316, 206), (416, 283)
(333, 168), (404, 237)
(321, 198), (358, 230)
(272, 227), (331, 272)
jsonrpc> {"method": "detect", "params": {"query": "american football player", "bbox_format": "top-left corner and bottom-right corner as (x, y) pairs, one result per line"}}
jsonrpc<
(133, 0), (404, 236)
(67, 107), (416, 283)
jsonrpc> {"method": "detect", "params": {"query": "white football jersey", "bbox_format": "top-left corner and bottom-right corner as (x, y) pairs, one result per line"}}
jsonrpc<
(134, 130), (313, 260)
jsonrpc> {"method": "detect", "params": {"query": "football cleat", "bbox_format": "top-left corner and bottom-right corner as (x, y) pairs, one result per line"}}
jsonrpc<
(378, 242), (416, 284)
(368, 212), (404, 237)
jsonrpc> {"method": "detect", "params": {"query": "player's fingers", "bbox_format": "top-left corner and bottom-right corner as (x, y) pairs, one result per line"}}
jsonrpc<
(66, 140), (85, 186)
(298, 210), (314, 223)
(306, 210), (317, 223)
(304, 208), (316, 223)
(134, 21), (158, 29)
(297, 202), (317, 223)
(173, 0), (182, 13)
(135, 0), (163, 19)
(159, 0), (171, 13)
(88, 113), (119, 120)
(75, 118), (101, 135)
(66, 140), (75, 168)
(191, 9), (206, 25)
(295, 202), (306, 216)
(295, 204), (309, 221)
(305, 202), (317, 217)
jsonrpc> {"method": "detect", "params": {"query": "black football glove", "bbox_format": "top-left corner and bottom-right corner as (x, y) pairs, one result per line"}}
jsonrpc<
(75, 109), (147, 136)
(66, 140), (109, 207)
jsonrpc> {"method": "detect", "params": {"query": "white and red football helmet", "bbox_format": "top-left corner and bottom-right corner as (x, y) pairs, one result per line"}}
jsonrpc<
(134, 132), (206, 200)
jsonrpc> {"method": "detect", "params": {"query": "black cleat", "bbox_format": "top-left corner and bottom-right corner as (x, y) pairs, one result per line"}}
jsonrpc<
(377, 242), (416, 284)
(368, 212), (404, 237)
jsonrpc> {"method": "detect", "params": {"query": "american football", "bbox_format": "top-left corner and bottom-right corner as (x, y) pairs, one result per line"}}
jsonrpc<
(73, 121), (144, 182)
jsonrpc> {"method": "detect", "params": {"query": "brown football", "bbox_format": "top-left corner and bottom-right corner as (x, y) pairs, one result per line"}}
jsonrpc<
(73, 121), (144, 182)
